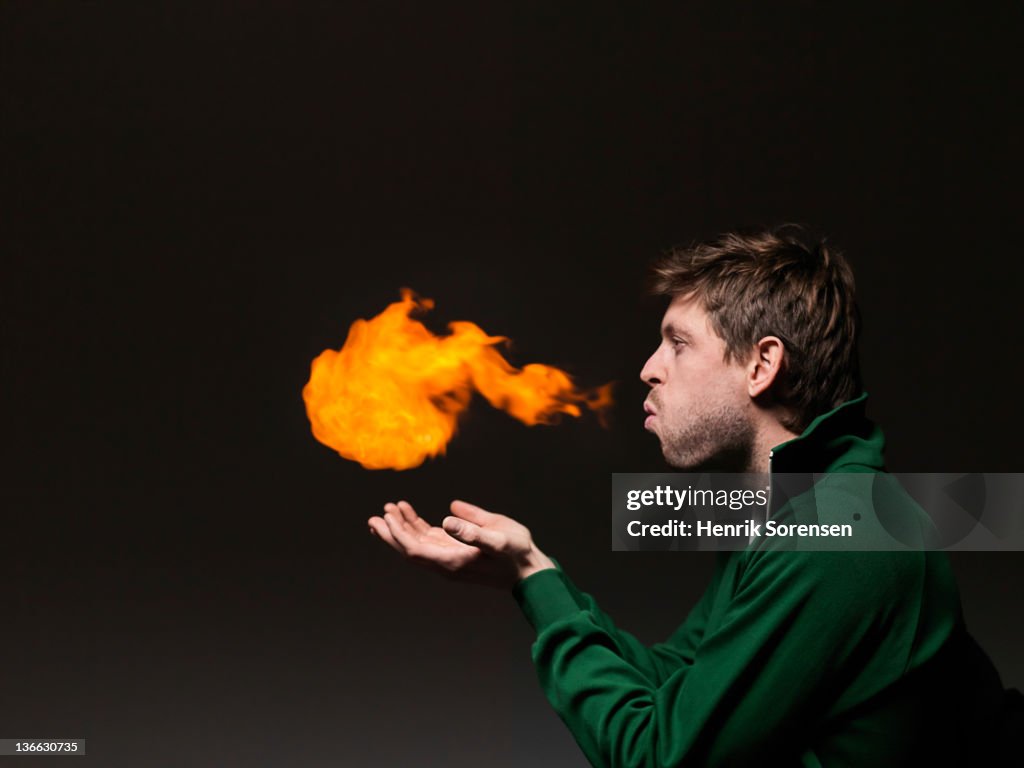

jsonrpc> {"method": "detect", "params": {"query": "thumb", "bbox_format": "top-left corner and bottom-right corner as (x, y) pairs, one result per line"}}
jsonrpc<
(449, 499), (499, 525)
(443, 517), (507, 553)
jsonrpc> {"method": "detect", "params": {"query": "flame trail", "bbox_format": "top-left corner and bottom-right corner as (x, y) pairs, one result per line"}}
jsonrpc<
(302, 290), (613, 470)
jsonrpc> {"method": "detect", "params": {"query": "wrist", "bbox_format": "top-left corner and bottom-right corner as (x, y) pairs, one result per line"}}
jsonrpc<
(516, 546), (555, 583)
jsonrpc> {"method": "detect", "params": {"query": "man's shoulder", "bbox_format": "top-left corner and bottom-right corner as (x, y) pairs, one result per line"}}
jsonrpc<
(772, 471), (938, 550)
(745, 485), (956, 609)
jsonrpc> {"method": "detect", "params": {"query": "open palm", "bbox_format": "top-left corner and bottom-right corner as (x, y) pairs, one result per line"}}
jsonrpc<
(368, 499), (546, 588)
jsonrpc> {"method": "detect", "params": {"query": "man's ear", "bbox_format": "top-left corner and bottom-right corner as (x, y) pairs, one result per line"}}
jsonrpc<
(747, 336), (786, 398)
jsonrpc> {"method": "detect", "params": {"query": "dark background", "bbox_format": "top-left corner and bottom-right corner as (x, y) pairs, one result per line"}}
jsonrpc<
(3, 3), (1021, 766)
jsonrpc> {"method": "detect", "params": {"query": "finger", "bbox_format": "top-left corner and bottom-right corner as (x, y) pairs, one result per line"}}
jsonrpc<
(368, 515), (405, 555)
(442, 516), (507, 553)
(449, 499), (500, 526)
(397, 500), (430, 535)
(384, 509), (422, 555)
(380, 505), (411, 553)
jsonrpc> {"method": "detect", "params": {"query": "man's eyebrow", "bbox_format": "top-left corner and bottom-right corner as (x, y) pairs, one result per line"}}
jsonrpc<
(661, 323), (692, 339)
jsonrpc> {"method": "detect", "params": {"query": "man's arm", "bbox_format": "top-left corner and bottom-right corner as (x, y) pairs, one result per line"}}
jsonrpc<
(368, 499), (715, 685)
(532, 557), (722, 687)
(368, 500), (932, 766)
(516, 549), (932, 767)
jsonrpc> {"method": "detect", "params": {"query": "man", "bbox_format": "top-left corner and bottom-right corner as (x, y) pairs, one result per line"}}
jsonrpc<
(367, 225), (1010, 766)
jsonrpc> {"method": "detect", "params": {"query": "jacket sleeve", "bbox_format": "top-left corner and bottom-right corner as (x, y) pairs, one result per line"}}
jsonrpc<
(531, 557), (723, 687)
(513, 550), (920, 768)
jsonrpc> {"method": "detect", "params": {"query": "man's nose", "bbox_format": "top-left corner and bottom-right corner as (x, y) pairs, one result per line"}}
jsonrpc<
(640, 351), (663, 387)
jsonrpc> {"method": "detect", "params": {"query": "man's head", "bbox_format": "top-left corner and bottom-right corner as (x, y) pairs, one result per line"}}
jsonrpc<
(640, 225), (861, 470)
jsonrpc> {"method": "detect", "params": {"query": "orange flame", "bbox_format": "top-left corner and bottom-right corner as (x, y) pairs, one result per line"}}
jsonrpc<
(302, 290), (613, 470)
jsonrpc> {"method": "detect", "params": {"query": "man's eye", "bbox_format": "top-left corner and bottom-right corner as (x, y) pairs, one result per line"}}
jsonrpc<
(672, 338), (687, 350)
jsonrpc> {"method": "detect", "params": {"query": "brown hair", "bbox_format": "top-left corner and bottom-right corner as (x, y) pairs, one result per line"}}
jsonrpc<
(651, 224), (862, 433)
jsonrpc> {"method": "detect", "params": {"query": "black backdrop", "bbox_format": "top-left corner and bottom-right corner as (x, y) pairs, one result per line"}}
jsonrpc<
(3, 3), (1022, 766)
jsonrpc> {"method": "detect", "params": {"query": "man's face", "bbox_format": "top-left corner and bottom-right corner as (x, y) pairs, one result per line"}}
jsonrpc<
(640, 293), (755, 471)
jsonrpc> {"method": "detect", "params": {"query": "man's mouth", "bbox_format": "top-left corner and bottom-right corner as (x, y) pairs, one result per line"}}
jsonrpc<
(644, 401), (657, 430)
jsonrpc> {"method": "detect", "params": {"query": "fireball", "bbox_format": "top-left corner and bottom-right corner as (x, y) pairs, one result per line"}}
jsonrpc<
(303, 290), (613, 469)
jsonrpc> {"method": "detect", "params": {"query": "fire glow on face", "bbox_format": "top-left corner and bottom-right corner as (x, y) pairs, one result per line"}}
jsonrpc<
(302, 289), (614, 470)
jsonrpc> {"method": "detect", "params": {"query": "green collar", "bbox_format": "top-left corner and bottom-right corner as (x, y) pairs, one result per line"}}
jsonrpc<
(770, 392), (886, 473)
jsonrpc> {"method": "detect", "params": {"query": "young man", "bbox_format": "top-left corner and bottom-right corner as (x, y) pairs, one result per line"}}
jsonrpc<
(367, 226), (1010, 766)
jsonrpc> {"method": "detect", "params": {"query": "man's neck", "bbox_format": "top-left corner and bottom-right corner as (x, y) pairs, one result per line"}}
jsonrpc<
(751, 420), (800, 474)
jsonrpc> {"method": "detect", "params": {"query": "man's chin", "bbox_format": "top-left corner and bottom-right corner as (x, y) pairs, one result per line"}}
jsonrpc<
(664, 446), (752, 473)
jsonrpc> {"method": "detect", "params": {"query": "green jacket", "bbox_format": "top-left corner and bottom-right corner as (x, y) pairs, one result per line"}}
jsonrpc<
(513, 393), (1005, 767)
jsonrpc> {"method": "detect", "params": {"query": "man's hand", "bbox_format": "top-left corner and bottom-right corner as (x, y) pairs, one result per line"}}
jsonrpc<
(367, 499), (555, 589)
